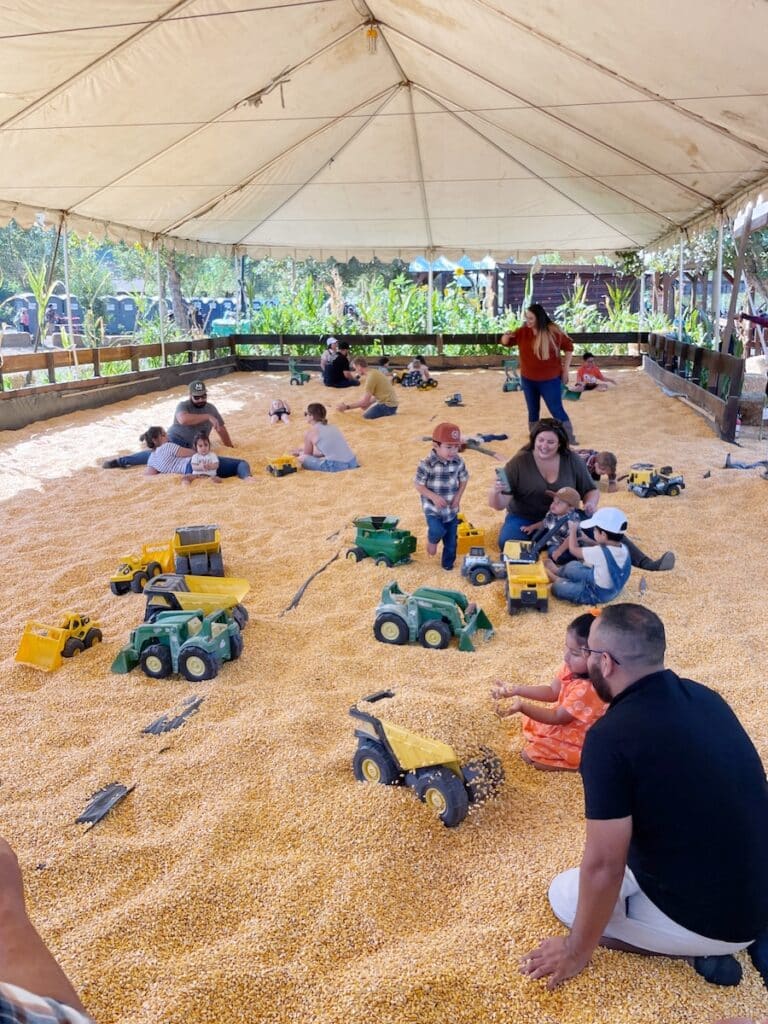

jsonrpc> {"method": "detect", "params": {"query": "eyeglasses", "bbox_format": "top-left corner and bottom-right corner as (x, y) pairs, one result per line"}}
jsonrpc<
(580, 646), (621, 665)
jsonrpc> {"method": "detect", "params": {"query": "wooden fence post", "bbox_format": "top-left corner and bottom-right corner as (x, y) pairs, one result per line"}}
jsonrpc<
(45, 350), (56, 383)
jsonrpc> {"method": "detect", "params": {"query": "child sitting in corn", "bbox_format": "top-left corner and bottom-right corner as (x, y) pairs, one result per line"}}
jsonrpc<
(521, 485), (582, 564)
(414, 422), (468, 571)
(545, 506), (631, 605)
(491, 612), (606, 771)
(183, 432), (221, 484)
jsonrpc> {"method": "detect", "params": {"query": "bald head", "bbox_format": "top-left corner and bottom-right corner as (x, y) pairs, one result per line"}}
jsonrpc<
(590, 603), (666, 671)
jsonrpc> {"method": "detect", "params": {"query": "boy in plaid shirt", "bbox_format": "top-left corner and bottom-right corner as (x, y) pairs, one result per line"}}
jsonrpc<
(414, 422), (469, 570)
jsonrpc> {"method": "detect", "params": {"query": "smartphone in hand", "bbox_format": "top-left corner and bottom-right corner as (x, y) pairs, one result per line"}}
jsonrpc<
(495, 466), (511, 493)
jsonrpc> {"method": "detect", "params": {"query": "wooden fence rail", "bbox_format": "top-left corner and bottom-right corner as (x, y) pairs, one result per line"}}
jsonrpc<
(644, 333), (745, 442)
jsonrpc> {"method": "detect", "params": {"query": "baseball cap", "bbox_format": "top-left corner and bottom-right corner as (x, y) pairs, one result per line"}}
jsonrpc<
(432, 422), (462, 445)
(580, 507), (628, 534)
(545, 486), (581, 508)
(326, 337), (338, 347)
(189, 380), (207, 397)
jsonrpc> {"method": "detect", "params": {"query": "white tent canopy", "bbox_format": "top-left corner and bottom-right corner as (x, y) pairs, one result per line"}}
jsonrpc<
(1, 0), (767, 260)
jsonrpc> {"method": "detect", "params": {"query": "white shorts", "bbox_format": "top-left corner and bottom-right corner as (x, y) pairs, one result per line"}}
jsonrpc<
(549, 866), (752, 956)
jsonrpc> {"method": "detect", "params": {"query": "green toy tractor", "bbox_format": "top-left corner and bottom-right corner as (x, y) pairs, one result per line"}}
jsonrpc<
(373, 581), (494, 652)
(111, 608), (242, 682)
(346, 516), (417, 567)
(350, 690), (504, 827)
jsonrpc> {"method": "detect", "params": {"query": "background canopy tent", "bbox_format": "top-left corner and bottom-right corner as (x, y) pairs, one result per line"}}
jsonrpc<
(0, 0), (767, 261)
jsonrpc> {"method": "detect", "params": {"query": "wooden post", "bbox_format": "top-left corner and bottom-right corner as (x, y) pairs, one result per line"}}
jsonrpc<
(45, 350), (56, 384)
(721, 206), (752, 353)
(93, 348), (101, 377)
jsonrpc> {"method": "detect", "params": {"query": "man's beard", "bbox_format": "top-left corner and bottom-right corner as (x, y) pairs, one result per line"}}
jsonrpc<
(588, 662), (613, 704)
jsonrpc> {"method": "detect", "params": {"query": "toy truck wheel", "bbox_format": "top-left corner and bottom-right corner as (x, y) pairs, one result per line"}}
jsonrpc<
(232, 604), (248, 630)
(84, 628), (102, 648)
(110, 581), (130, 596)
(208, 551), (225, 576)
(189, 552), (209, 575)
(146, 561), (162, 579)
(229, 631), (244, 660)
(131, 570), (149, 594)
(352, 741), (399, 785)
(469, 566), (493, 586)
(290, 378), (298, 385)
(418, 620), (451, 650)
(346, 547), (366, 562)
(375, 554), (393, 567)
(178, 647), (218, 682)
(175, 555), (190, 574)
(140, 644), (173, 679)
(373, 613), (409, 645)
(414, 767), (469, 827)
(62, 638), (85, 658)
(666, 485), (681, 496)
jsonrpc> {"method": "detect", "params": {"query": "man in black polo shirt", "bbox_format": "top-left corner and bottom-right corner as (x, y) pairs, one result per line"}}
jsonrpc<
(325, 341), (359, 388)
(521, 603), (768, 990)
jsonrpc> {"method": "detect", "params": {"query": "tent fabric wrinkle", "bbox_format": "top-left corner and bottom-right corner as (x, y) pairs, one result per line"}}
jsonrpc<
(0, 0), (767, 257)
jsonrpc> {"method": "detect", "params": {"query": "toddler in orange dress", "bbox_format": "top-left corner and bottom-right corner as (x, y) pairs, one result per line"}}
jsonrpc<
(491, 612), (606, 771)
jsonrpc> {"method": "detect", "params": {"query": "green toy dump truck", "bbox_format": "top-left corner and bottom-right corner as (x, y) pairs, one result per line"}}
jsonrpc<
(373, 581), (494, 652)
(142, 573), (250, 629)
(346, 516), (417, 567)
(111, 608), (241, 682)
(350, 690), (504, 827)
(172, 525), (224, 576)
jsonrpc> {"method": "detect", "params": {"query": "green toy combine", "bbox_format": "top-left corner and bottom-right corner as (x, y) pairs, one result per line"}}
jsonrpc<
(350, 690), (504, 827)
(347, 516), (417, 567)
(373, 581), (494, 652)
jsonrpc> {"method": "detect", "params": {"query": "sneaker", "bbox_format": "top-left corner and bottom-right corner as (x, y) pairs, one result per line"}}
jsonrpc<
(748, 928), (768, 988)
(101, 458), (123, 469)
(656, 551), (675, 571)
(724, 453), (733, 469)
(692, 954), (742, 986)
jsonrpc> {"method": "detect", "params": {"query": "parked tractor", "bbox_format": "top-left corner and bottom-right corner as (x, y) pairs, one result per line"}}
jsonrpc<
(15, 614), (102, 672)
(346, 516), (417, 566)
(350, 690), (504, 827)
(172, 525), (224, 575)
(109, 542), (175, 595)
(627, 464), (685, 498)
(142, 573), (250, 629)
(373, 581), (494, 652)
(111, 609), (241, 682)
(289, 357), (310, 385)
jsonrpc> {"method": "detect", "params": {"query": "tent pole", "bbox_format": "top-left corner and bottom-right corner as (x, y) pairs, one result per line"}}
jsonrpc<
(638, 251), (645, 331)
(713, 211), (724, 331)
(62, 221), (79, 377)
(426, 261), (433, 335)
(156, 245), (166, 367)
(677, 233), (684, 342)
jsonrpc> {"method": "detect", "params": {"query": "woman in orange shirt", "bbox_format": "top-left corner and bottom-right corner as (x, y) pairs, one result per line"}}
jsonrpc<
(501, 303), (577, 443)
(491, 612), (606, 771)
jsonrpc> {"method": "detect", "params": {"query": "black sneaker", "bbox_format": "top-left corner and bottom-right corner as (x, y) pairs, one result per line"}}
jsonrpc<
(748, 929), (768, 988)
(692, 954), (742, 986)
(101, 458), (123, 469)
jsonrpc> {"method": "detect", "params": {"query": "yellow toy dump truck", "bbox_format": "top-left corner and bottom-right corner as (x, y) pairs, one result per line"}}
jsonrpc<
(142, 573), (250, 630)
(350, 690), (504, 827)
(456, 513), (485, 558)
(110, 542), (175, 595)
(15, 614), (103, 672)
(503, 540), (551, 614)
(627, 463), (685, 498)
(266, 455), (299, 477)
(172, 524), (224, 575)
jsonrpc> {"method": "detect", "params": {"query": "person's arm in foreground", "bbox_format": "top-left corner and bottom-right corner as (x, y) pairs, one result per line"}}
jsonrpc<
(497, 698), (574, 726)
(520, 816), (631, 988)
(214, 422), (235, 447)
(491, 678), (561, 703)
(338, 391), (374, 412)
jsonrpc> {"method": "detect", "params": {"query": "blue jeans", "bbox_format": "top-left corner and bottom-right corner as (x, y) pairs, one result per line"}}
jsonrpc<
(520, 375), (572, 427)
(301, 455), (359, 472)
(426, 513), (458, 570)
(115, 449), (151, 467)
(363, 403), (398, 420)
(498, 511), (538, 548)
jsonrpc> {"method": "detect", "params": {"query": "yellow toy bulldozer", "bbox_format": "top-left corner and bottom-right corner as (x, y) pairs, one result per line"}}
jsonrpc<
(15, 614), (102, 672)
(350, 690), (504, 827)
